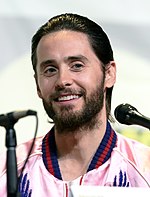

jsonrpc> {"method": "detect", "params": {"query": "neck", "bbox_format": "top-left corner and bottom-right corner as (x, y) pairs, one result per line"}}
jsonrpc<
(53, 103), (109, 180)
(55, 121), (105, 155)
(54, 117), (107, 181)
(55, 102), (109, 154)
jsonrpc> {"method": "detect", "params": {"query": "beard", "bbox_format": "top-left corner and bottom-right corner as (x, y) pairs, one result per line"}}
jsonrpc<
(42, 79), (105, 134)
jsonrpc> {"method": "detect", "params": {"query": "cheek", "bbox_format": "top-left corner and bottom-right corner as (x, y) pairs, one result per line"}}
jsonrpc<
(37, 78), (54, 100)
(80, 72), (103, 89)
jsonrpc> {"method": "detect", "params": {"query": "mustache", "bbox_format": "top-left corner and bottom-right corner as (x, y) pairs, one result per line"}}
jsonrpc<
(50, 88), (85, 100)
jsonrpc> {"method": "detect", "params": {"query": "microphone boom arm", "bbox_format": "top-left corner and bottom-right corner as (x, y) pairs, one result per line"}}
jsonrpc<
(125, 110), (150, 129)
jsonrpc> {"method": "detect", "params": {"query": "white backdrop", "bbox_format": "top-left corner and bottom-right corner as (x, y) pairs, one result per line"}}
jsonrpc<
(0, 0), (150, 152)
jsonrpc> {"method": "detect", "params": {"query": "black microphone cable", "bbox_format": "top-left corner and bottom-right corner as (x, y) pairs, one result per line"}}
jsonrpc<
(17, 112), (39, 190)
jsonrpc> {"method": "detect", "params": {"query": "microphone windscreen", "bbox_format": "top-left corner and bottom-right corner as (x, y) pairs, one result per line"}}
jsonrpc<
(114, 103), (137, 125)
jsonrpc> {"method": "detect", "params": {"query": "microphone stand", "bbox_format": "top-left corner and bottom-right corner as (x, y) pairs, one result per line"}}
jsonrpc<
(5, 120), (21, 197)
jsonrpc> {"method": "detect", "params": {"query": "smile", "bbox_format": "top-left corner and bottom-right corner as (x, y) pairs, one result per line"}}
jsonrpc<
(57, 95), (80, 102)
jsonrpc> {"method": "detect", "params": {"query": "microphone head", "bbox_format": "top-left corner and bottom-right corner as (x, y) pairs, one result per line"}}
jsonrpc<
(114, 103), (138, 125)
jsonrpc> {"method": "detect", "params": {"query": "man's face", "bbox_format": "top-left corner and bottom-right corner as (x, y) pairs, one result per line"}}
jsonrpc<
(35, 30), (114, 132)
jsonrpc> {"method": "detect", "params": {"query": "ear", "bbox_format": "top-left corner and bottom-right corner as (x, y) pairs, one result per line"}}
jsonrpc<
(34, 74), (43, 99)
(104, 61), (116, 88)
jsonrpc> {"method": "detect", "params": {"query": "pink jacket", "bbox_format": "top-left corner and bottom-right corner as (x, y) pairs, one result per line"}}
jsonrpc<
(0, 124), (150, 196)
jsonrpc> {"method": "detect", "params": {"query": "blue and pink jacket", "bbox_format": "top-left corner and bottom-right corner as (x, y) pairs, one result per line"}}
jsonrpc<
(0, 122), (150, 196)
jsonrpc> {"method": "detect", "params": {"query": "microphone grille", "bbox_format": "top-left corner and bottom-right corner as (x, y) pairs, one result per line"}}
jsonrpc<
(114, 103), (136, 125)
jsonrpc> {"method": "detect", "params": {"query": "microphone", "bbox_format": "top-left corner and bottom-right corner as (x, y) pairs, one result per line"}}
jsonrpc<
(0, 110), (37, 127)
(114, 103), (150, 129)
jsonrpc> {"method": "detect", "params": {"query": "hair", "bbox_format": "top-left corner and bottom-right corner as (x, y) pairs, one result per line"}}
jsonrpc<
(31, 13), (114, 121)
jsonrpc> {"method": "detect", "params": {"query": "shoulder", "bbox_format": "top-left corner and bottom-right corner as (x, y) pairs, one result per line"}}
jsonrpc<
(0, 136), (44, 176)
(115, 132), (150, 173)
(16, 135), (43, 160)
(116, 132), (150, 153)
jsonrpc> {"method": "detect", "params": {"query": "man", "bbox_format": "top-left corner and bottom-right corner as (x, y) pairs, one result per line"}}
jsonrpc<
(0, 13), (150, 196)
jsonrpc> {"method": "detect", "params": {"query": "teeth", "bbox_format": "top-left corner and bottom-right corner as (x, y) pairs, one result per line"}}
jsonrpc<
(58, 95), (79, 101)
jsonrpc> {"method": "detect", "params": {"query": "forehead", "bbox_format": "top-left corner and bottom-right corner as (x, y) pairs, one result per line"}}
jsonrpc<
(42, 29), (89, 40)
(37, 30), (92, 51)
(36, 30), (100, 64)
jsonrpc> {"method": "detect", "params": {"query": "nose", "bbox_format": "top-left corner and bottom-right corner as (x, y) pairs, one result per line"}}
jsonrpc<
(55, 68), (73, 90)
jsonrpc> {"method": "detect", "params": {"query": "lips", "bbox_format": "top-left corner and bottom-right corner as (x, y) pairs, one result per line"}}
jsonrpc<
(54, 94), (81, 102)
(58, 94), (80, 101)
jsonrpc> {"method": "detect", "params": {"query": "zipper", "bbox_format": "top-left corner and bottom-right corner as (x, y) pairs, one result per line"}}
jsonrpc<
(64, 175), (84, 197)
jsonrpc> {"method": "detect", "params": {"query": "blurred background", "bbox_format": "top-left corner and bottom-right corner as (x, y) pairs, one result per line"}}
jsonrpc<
(0, 0), (150, 153)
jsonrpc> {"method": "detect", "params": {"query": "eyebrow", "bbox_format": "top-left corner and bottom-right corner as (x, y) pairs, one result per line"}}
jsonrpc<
(39, 59), (56, 69)
(64, 55), (88, 62)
